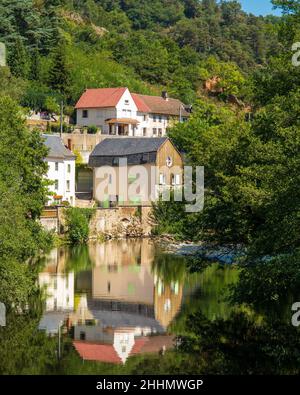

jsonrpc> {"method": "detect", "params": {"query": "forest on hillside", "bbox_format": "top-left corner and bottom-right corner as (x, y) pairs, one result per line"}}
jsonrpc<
(0, 0), (282, 113)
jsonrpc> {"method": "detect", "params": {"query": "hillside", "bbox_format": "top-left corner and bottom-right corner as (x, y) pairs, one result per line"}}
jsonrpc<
(0, 0), (281, 112)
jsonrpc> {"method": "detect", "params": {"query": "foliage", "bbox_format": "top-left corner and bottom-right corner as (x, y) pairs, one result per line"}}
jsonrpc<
(0, 308), (58, 375)
(48, 40), (72, 99)
(64, 207), (95, 244)
(231, 251), (300, 320)
(87, 125), (98, 134)
(0, 0), (283, 107)
(177, 311), (300, 375)
(0, 96), (53, 310)
(199, 56), (246, 97)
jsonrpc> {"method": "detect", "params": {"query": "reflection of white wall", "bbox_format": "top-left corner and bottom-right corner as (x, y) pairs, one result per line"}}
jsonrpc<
(74, 325), (113, 343)
(114, 331), (135, 364)
(39, 272), (74, 311)
(73, 325), (135, 364)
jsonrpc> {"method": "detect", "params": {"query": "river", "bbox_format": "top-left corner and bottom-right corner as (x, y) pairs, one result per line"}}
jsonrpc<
(37, 239), (238, 367)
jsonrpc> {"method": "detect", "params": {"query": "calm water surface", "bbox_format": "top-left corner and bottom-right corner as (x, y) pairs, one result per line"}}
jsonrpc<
(38, 239), (238, 365)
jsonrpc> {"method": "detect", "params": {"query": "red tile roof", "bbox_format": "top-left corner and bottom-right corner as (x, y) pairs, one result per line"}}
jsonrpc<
(135, 94), (190, 117)
(75, 88), (190, 117)
(75, 87), (127, 109)
(131, 93), (151, 113)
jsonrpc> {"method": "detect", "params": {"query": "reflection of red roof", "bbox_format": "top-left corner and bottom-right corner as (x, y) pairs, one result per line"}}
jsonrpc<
(73, 339), (147, 364)
(75, 88), (127, 109)
(73, 336), (174, 364)
(73, 341), (122, 364)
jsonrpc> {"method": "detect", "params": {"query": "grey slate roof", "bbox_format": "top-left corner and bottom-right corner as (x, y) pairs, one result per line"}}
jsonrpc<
(42, 134), (76, 160)
(89, 137), (168, 167)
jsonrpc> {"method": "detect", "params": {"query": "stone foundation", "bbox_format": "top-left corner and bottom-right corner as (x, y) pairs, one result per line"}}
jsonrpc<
(89, 206), (153, 238)
(56, 206), (153, 239)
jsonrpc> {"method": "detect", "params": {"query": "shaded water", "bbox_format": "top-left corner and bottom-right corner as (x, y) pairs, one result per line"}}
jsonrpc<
(38, 239), (238, 365)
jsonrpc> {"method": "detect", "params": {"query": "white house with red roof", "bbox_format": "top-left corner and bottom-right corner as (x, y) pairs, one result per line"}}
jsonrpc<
(75, 87), (190, 137)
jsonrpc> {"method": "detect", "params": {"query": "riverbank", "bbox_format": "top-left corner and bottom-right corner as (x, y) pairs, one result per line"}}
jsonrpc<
(157, 235), (244, 264)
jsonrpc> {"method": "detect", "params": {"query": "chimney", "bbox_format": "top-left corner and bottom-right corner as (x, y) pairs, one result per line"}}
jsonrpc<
(162, 91), (169, 101)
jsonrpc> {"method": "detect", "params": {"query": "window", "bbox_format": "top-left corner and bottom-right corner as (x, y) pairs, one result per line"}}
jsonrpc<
(175, 174), (181, 185)
(153, 128), (157, 136)
(112, 157), (119, 166)
(125, 99), (129, 105)
(143, 115), (147, 122)
(67, 164), (71, 173)
(66, 180), (70, 192)
(82, 110), (88, 118)
(55, 162), (59, 171)
(153, 115), (157, 122)
(107, 281), (111, 293)
(164, 299), (171, 312)
(159, 173), (166, 185)
(108, 174), (113, 185)
(171, 174), (175, 186)
(143, 128), (147, 136)
(55, 180), (59, 190)
(80, 332), (86, 341)
(158, 128), (163, 137)
(159, 116), (162, 123)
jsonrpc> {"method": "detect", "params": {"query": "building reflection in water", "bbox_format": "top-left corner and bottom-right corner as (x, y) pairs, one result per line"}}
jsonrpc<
(39, 239), (185, 363)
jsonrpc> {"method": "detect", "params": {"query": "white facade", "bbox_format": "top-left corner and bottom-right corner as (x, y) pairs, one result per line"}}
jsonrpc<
(46, 158), (76, 206)
(39, 271), (74, 312)
(76, 88), (186, 137)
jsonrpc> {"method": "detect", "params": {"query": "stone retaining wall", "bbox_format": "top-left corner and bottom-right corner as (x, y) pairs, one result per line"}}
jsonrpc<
(56, 206), (153, 238)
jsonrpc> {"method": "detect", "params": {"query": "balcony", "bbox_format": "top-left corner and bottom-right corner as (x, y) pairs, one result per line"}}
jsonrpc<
(106, 118), (139, 136)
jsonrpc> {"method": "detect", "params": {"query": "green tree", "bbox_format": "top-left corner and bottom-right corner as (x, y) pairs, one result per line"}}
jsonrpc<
(8, 37), (30, 79)
(48, 41), (72, 99)
(0, 96), (52, 308)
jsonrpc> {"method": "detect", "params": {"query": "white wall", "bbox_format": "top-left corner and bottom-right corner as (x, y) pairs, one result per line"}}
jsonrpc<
(136, 113), (169, 137)
(76, 108), (116, 133)
(39, 272), (74, 312)
(76, 88), (178, 137)
(46, 158), (76, 206)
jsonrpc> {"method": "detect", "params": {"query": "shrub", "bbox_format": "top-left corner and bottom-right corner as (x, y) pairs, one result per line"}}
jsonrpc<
(87, 125), (98, 134)
(64, 208), (95, 244)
